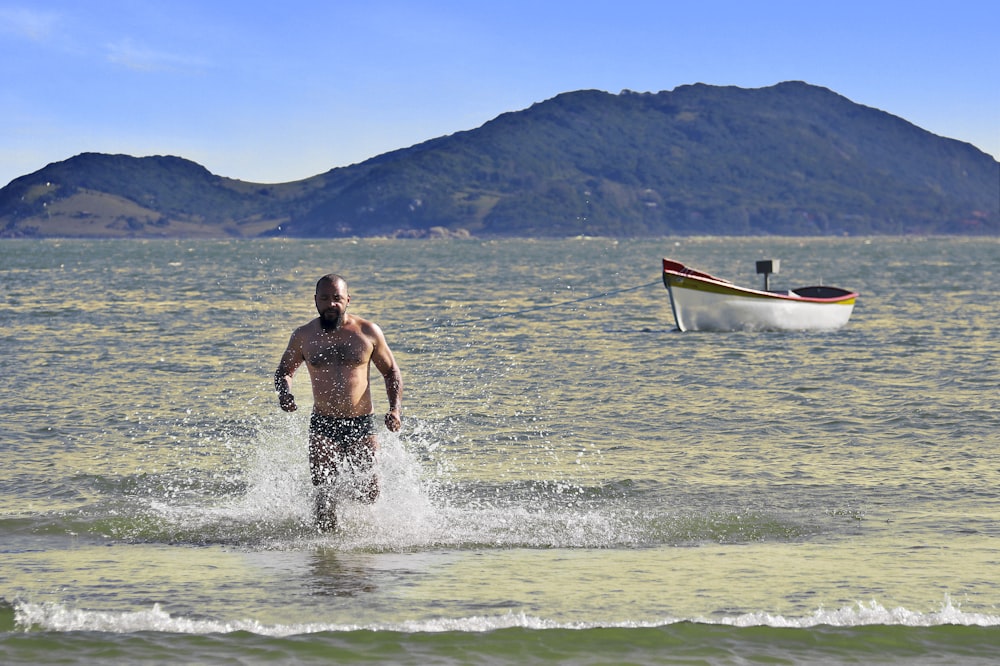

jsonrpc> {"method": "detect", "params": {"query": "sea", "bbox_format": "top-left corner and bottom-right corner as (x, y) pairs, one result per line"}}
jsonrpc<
(1, 236), (998, 664)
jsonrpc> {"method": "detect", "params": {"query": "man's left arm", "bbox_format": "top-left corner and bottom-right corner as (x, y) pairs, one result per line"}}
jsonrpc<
(381, 363), (402, 432)
(370, 324), (403, 431)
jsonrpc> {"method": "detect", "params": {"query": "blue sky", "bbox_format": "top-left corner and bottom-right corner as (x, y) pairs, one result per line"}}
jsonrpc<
(2, 0), (997, 187)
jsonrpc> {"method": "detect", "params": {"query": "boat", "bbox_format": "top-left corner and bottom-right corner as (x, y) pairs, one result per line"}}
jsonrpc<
(662, 258), (858, 332)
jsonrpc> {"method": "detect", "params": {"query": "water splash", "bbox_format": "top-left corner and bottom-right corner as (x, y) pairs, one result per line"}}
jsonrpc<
(68, 413), (841, 551)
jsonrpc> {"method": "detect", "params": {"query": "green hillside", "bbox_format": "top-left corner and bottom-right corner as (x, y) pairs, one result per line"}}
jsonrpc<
(1, 82), (996, 238)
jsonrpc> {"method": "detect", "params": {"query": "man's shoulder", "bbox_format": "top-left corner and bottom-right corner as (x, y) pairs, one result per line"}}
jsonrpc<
(291, 318), (322, 338)
(345, 313), (374, 329)
(351, 315), (385, 335)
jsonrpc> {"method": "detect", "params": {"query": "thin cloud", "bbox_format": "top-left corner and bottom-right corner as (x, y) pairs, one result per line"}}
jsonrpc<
(105, 37), (210, 72)
(0, 7), (60, 41)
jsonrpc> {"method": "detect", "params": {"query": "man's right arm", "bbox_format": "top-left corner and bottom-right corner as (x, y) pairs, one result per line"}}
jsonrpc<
(275, 332), (303, 412)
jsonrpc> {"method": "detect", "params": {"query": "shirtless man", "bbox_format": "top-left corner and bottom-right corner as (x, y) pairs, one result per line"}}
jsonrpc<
(274, 274), (402, 531)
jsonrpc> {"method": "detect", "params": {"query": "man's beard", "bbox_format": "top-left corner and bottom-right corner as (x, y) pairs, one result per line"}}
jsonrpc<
(319, 309), (344, 331)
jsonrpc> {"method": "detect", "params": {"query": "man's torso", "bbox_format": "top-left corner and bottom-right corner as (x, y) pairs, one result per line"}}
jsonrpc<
(300, 317), (376, 417)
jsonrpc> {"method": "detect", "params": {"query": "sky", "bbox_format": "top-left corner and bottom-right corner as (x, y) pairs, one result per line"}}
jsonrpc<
(1, 0), (997, 187)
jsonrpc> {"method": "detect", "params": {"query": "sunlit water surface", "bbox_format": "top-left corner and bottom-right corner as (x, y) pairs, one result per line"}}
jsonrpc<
(1, 237), (998, 663)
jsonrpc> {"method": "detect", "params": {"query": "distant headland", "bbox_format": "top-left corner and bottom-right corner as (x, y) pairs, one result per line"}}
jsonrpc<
(1, 81), (997, 238)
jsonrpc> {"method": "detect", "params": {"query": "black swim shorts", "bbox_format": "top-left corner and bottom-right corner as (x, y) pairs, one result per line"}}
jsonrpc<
(307, 413), (378, 497)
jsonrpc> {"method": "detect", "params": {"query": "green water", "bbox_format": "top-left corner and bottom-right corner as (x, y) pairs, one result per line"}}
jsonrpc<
(1, 237), (998, 663)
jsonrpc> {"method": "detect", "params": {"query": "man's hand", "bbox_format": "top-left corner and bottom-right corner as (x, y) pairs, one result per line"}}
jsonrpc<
(279, 393), (297, 412)
(384, 409), (401, 432)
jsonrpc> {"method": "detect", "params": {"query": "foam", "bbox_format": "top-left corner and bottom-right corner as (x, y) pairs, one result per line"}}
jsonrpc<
(13, 597), (1000, 637)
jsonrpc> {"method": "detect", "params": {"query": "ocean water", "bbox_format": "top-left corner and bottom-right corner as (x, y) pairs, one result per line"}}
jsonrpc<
(1, 236), (998, 664)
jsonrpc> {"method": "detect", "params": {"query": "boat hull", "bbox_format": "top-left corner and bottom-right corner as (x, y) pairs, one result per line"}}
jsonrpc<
(663, 259), (857, 332)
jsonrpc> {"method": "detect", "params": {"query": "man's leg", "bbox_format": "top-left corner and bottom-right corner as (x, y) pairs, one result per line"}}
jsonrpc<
(352, 434), (380, 504)
(309, 431), (339, 532)
(314, 483), (337, 532)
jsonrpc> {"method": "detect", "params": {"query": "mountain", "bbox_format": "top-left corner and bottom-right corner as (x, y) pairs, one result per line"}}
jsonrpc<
(2, 82), (997, 238)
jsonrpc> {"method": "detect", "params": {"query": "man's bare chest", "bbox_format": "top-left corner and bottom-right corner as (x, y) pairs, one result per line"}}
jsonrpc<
(304, 333), (372, 368)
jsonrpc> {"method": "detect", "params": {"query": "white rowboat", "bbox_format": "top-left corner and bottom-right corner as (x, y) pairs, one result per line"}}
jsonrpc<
(662, 258), (858, 332)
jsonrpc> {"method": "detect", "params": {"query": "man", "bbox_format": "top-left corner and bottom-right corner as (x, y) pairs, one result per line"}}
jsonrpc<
(274, 273), (402, 531)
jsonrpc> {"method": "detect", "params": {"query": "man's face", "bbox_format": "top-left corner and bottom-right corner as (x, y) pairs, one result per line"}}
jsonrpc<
(315, 281), (349, 329)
